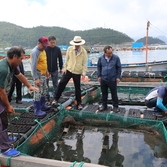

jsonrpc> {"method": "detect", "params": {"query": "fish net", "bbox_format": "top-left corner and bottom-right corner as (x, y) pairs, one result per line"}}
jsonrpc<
(14, 106), (167, 156)
(8, 84), (167, 156)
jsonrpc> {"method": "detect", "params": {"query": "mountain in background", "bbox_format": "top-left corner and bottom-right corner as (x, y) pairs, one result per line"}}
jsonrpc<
(156, 35), (167, 44)
(0, 21), (134, 48)
(136, 36), (166, 45)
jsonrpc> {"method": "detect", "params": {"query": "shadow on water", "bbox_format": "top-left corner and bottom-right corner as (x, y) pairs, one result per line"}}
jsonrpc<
(34, 126), (167, 167)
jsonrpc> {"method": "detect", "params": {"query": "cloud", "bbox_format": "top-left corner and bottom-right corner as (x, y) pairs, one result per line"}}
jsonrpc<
(0, 0), (166, 40)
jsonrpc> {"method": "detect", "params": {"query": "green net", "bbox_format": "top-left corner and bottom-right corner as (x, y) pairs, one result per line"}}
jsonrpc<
(10, 84), (167, 156)
(15, 107), (167, 156)
(16, 109), (69, 155)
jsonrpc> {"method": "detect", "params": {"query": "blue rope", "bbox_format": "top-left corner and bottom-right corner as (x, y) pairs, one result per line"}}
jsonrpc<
(57, 103), (64, 111)
(78, 161), (85, 167)
(69, 161), (77, 167)
(14, 116), (19, 120)
(6, 156), (12, 167)
(106, 113), (111, 122)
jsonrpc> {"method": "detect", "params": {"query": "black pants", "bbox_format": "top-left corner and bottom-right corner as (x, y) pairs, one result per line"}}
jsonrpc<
(100, 79), (118, 107)
(0, 111), (10, 151)
(54, 70), (81, 104)
(8, 76), (22, 102)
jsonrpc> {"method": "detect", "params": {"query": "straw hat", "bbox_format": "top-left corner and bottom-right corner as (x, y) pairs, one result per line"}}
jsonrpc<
(70, 36), (85, 45)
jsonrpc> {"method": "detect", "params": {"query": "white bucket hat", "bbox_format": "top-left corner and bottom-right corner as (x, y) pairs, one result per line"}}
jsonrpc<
(69, 36), (85, 45)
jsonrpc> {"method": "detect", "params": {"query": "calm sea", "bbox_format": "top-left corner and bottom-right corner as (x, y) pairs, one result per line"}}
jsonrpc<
(23, 50), (167, 71)
(89, 49), (167, 65)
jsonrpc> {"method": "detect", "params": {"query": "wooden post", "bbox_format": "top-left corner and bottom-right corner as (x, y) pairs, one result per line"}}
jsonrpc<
(146, 21), (150, 71)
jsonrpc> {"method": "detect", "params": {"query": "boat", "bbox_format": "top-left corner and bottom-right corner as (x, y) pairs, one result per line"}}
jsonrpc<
(88, 60), (167, 72)
(90, 49), (100, 54)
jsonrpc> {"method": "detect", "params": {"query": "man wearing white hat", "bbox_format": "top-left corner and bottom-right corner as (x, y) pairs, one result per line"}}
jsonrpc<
(52, 36), (88, 110)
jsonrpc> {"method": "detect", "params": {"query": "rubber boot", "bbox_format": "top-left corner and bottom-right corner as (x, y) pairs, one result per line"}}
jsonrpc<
(40, 96), (51, 111)
(34, 101), (46, 117)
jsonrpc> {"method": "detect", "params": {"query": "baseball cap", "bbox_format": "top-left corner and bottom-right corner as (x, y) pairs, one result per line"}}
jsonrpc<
(38, 36), (49, 47)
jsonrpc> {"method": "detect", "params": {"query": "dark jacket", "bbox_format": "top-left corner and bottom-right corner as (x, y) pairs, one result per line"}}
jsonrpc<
(18, 62), (24, 75)
(97, 54), (122, 82)
(13, 62), (24, 79)
(45, 46), (63, 72)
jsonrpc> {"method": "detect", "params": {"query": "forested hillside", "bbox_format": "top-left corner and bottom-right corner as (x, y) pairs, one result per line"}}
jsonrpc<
(136, 36), (165, 45)
(0, 21), (134, 48)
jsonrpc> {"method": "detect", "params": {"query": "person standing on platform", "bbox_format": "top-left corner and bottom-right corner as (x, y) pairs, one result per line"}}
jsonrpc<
(0, 46), (38, 157)
(45, 36), (63, 101)
(8, 49), (25, 104)
(30, 36), (51, 117)
(97, 45), (122, 112)
(52, 36), (88, 110)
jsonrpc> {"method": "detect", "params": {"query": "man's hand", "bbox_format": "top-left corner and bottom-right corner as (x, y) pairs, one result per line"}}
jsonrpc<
(28, 86), (39, 92)
(116, 78), (120, 84)
(35, 78), (41, 87)
(81, 75), (85, 81)
(46, 72), (50, 79)
(98, 77), (101, 82)
(63, 70), (67, 74)
(6, 105), (15, 114)
(60, 70), (63, 75)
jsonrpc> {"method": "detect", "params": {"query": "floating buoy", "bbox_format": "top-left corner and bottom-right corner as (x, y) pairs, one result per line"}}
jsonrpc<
(29, 119), (56, 144)
(82, 76), (90, 82)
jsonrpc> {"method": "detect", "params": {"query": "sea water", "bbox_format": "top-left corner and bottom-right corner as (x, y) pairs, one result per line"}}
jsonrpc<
(23, 49), (167, 71)
(89, 49), (167, 65)
(35, 126), (167, 167)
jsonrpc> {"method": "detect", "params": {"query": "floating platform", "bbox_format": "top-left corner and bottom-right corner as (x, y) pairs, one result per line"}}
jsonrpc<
(1, 84), (167, 167)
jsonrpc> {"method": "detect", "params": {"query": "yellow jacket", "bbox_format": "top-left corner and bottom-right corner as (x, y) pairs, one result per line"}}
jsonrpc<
(30, 46), (47, 79)
(64, 46), (88, 75)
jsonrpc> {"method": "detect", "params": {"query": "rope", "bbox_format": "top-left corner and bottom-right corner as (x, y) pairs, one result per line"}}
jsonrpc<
(69, 161), (85, 167)
(78, 161), (85, 167)
(6, 156), (12, 167)
(106, 113), (112, 122)
(69, 161), (77, 167)
(14, 116), (19, 120)
(57, 103), (65, 111)
(34, 119), (50, 140)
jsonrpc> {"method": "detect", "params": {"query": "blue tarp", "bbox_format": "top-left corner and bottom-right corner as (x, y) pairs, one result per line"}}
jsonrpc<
(59, 45), (69, 50)
(132, 42), (143, 48)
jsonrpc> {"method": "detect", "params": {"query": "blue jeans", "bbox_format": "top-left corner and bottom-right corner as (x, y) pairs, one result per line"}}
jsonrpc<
(100, 79), (118, 108)
(46, 70), (58, 95)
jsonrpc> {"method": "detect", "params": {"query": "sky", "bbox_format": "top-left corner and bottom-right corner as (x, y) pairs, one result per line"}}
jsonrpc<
(0, 0), (167, 40)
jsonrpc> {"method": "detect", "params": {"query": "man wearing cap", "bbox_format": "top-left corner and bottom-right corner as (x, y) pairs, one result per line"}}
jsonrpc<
(52, 36), (88, 110)
(30, 36), (51, 117)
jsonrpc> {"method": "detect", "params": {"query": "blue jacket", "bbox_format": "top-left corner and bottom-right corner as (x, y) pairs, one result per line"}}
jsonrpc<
(97, 54), (122, 82)
(145, 86), (167, 100)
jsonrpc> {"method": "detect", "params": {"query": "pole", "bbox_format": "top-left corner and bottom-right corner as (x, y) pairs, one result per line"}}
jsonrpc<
(146, 21), (150, 71)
